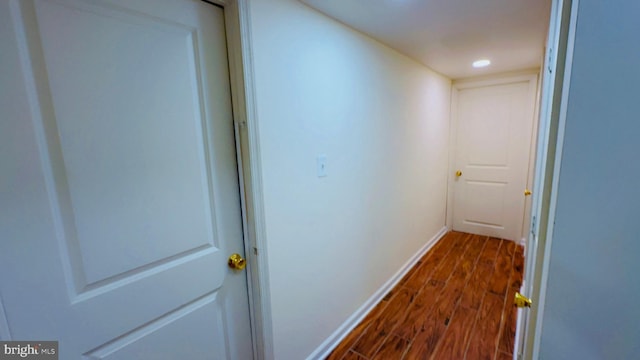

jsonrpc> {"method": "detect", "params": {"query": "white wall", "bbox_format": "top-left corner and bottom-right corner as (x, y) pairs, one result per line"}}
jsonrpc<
(540, 1), (640, 358)
(247, 0), (452, 358)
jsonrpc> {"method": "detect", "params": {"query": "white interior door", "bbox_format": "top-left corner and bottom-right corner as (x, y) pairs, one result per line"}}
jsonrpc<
(451, 76), (538, 241)
(0, 0), (253, 358)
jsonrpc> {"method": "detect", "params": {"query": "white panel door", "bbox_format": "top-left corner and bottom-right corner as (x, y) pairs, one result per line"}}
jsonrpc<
(0, 0), (253, 358)
(452, 76), (537, 241)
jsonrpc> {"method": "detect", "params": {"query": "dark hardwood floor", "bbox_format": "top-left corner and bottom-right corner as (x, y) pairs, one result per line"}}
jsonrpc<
(326, 231), (524, 360)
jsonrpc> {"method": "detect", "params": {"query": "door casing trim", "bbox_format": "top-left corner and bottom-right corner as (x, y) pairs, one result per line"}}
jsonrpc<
(527, 0), (579, 358)
(210, 1), (273, 359)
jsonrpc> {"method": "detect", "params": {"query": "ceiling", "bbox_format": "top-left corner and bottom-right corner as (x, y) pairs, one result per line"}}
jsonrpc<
(300, 0), (552, 79)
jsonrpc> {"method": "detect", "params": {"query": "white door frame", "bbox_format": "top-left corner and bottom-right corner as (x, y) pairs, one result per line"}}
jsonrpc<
(216, 1), (273, 359)
(218, 0), (578, 359)
(446, 70), (540, 244)
(512, 0), (578, 358)
(135, 1), (274, 359)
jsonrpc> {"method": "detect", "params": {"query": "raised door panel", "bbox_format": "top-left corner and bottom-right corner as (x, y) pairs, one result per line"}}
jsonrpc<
(84, 295), (226, 359)
(463, 181), (507, 229)
(463, 88), (512, 167)
(34, 0), (219, 289)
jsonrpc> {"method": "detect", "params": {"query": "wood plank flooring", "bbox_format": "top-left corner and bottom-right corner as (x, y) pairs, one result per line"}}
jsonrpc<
(326, 231), (525, 360)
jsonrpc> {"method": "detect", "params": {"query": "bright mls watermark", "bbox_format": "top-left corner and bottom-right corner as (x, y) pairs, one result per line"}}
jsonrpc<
(0, 342), (57, 359)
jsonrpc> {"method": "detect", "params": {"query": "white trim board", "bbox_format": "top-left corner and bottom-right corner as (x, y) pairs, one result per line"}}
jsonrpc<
(210, 1), (273, 359)
(520, 70), (544, 241)
(453, 68), (540, 83)
(531, 0), (580, 357)
(228, 1), (275, 360)
(307, 226), (449, 360)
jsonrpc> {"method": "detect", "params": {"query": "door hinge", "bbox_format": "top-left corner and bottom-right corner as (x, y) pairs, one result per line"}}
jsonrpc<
(515, 292), (533, 308)
(548, 47), (554, 73)
(531, 216), (537, 236)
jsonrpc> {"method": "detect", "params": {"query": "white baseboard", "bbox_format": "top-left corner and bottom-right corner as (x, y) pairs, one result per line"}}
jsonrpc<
(306, 226), (449, 360)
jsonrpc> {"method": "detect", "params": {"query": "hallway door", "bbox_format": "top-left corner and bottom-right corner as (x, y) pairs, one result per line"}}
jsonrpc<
(0, 0), (253, 358)
(451, 75), (538, 241)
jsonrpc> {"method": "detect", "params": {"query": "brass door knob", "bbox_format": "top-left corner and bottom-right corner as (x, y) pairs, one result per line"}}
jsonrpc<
(524, 189), (532, 196)
(228, 253), (246, 270)
(514, 292), (532, 308)
(455, 170), (462, 177)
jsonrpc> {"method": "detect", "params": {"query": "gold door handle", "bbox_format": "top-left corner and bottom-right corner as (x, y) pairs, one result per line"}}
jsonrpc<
(524, 189), (532, 196)
(228, 253), (247, 270)
(455, 170), (462, 177)
(514, 292), (532, 308)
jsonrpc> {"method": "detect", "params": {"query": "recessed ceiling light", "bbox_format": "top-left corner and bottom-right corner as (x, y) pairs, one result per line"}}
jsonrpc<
(473, 59), (491, 68)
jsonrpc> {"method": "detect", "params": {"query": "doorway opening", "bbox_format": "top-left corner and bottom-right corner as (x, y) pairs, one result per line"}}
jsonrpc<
(447, 71), (541, 245)
(308, 0), (575, 358)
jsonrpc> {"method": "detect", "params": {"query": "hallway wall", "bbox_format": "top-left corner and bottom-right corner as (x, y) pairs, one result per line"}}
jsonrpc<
(540, 0), (640, 358)
(247, 0), (452, 358)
